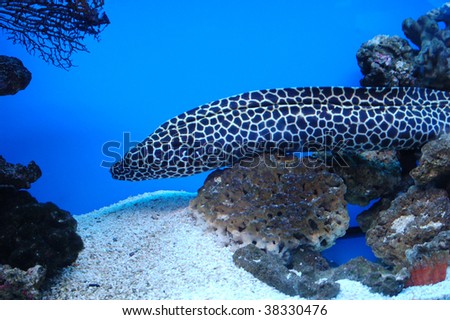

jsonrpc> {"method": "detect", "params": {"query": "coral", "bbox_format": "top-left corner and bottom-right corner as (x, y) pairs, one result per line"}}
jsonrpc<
(357, 3), (450, 90)
(410, 133), (450, 189)
(320, 150), (404, 206)
(0, 55), (31, 95)
(0, 155), (42, 189)
(0, 187), (84, 275)
(233, 244), (340, 299)
(366, 186), (450, 268)
(190, 154), (349, 258)
(0, 1), (109, 69)
(0, 264), (46, 299)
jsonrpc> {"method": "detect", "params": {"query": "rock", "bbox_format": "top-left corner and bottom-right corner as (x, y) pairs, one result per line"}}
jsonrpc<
(357, 35), (417, 87)
(322, 150), (403, 206)
(410, 134), (450, 189)
(366, 186), (450, 268)
(357, 3), (450, 90)
(190, 154), (349, 259)
(233, 244), (340, 299)
(0, 155), (42, 189)
(0, 55), (32, 95)
(356, 197), (394, 232)
(0, 264), (46, 299)
(289, 247), (331, 277)
(324, 257), (409, 296)
(289, 248), (409, 296)
(356, 175), (414, 232)
(0, 187), (84, 275)
(402, 3), (450, 90)
(405, 230), (450, 287)
(339, 258), (409, 296)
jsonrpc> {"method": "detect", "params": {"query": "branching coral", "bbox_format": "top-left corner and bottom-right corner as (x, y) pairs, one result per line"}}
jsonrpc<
(0, 0), (109, 69)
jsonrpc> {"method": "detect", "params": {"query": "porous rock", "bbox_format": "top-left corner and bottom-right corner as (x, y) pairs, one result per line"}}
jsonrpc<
(410, 133), (450, 189)
(0, 155), (42, 189)
(190, 154), (349, 258)
(323, 150), (403, 206)
(0, 55), (32, 95)
(0, 264), (46, 299)
(233, 244), (340, 299)
(0, 187), (84, 275)
(366, 186), (450, 267)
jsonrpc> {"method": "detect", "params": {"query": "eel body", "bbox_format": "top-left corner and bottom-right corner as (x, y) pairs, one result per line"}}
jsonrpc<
(111, 87), (450, 180)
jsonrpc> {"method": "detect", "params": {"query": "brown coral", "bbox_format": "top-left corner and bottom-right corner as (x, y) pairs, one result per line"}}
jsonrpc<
(190, 154), (349, 258)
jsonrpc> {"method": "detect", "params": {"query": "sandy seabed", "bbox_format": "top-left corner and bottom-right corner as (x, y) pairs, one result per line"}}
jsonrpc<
(42, 191), (450, 300)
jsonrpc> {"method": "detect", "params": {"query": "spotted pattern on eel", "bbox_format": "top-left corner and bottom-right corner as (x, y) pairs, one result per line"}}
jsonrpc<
(111, 86), (450, 180)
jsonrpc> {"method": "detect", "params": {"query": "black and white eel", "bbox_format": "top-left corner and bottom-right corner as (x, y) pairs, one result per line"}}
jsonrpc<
(110, 86), (450, 180)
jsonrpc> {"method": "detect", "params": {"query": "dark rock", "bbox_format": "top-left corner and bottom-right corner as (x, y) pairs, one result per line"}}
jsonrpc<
(356, 197), (393, 232)
(289, 247), (331, 277)
(323, 150), (403, 206)
(0, 55), (32, 95)
(405, 230), (450, 286)
(290, 248), (409, 296)
(356, 175), (414, 232)
(191, 154), (349, 259)
(324, 257), (409, 296)
(357, 3), (450, 90)
(0, 187), (84, 275)
(410, 134), (450, 188)
(233, 244), (340, 299)
(0, 264), (46, 299)
(0, 156), (42, 189)
(366, 186), (450, 268)
(357, 35), (417, 87)
(402, 3), (450, 90)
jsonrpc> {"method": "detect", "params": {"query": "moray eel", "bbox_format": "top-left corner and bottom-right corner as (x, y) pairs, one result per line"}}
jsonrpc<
(111, 87), (450, 180)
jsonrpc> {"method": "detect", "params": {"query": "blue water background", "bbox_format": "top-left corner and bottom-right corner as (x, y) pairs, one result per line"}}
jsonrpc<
(0, 1), (441, 263)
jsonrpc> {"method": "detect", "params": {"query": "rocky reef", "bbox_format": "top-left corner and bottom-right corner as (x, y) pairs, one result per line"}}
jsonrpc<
(0, 55), (31, 95)
(191, 130), (450, 297)
(191, 141), (450, 298)
(0, 157), (83, 299)
(357, 2), (450, 90)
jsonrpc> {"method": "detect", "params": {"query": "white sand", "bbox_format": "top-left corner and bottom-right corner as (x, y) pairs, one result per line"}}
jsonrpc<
(42, 191), (450, 300)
